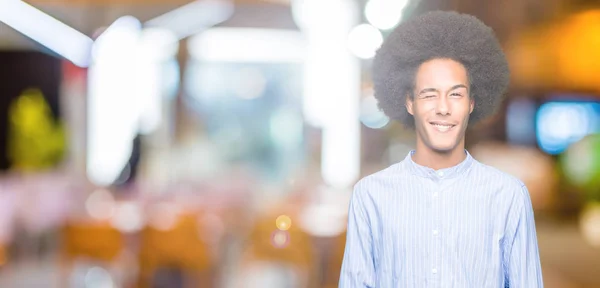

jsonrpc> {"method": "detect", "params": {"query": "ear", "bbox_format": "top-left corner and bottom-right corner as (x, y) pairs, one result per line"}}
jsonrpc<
(469, 98), (474, 114)
(405, 95), (414, 115)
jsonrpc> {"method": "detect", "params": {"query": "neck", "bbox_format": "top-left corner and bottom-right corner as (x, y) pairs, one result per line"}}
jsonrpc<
(412, 140), (467, 170)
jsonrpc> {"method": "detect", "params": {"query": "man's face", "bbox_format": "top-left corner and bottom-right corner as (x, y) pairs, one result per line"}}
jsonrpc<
(406, 58), (474, 153)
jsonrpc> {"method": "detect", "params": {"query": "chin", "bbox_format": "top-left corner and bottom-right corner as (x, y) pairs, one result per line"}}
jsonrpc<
(430, 144), (459, 153)
(424, 130), (461, 152)
(427, 134), (462, 152)
(429, 141), (457, 153)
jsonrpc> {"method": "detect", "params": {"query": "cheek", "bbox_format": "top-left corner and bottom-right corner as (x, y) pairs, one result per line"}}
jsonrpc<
(415, 102), (436, 115)
(453, 101), (473, 119)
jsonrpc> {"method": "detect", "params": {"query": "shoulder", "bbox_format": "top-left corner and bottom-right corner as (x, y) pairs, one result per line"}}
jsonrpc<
(350, 160), (410, 205)
(471, 160), (530, 206)
(354, 160), (409, 192)
(469, 157), (522, 185)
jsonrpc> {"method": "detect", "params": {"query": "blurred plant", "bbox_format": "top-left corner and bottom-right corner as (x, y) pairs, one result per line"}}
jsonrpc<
(560, 133), (600, 202)
(7, 88), (66, 171)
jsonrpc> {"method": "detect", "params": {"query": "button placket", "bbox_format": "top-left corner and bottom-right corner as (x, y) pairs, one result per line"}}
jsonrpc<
(431, 179), (442, 279)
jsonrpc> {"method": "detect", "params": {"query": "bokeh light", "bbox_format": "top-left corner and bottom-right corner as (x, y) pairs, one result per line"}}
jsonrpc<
(147, 202), (179, 231)
(271, 230), (290, 249)
(580, 203), (600, 248)
(298, 203), (348, 237)
(85, 189), (116, 220)
(360, 94), (390, 129)
(297, 186), (349, 237)
(275, 215), (292, 231)
(364, 0), (408, 30)
(84, 266), (115, 288)
(536, 102), (599, 155)
(561, 134), (600, 193)
(347, 24), (383, 59)
(110, 202), (144, 233)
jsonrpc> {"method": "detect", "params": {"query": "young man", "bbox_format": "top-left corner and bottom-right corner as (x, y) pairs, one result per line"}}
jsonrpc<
(339, 11), (543, 287)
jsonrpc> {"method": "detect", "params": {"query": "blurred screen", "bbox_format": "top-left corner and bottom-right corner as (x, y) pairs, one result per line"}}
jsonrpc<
(536, 98), (600, 155)
(506, 98), (538, 146)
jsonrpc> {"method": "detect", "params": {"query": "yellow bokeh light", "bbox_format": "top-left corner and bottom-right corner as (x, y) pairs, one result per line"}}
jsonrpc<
(275, 215), (292, 231)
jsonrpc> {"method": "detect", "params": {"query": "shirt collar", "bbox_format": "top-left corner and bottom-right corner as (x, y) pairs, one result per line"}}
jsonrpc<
(403, 149), (474, 180)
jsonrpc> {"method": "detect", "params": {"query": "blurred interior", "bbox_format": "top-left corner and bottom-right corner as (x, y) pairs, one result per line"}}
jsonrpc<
(0, 0), (600, 287)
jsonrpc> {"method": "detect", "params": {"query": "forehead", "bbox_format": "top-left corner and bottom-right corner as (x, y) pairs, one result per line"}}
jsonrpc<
(414, 58), (468, 89)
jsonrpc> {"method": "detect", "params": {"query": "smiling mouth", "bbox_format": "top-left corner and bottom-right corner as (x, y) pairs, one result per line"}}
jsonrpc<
(430, 122), (456, 132)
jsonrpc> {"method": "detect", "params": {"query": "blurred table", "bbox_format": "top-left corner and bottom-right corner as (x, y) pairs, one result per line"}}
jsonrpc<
(536, 216), (600, 288)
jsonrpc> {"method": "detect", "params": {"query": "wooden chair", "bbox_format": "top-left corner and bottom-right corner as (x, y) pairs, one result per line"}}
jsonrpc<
(238, 211), (317, 288)
(322, 231), (347, 288)
(60, 221), (125, 287)
(0, 244), (7, 268)
(137, 212), (213, 288)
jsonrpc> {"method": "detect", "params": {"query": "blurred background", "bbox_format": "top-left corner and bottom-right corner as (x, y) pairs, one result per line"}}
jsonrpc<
(0, 0), (599, 287)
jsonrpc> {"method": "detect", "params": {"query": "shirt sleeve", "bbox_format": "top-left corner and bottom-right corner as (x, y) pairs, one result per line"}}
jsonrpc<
(503, 184), (544, 288)
(339, 181), (376, 288)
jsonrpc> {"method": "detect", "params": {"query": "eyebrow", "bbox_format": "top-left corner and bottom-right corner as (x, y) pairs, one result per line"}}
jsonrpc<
(418, 84), (468, 95)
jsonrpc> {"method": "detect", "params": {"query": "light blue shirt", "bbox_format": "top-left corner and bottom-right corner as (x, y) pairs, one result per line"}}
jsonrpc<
(339, 150), (543, 287)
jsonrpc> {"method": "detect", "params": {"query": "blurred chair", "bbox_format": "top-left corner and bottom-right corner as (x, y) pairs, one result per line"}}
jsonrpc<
(237, 211), (317, 288)
(137, 212), (213, 288)
(61, 220), (124, 263)
(60, 220), (125, 287)
(0, 243), (7, 268)
(322, 231), (347, 288)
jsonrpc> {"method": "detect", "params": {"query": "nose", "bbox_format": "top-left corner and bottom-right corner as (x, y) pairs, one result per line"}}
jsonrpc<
(435, 96), (450, 116)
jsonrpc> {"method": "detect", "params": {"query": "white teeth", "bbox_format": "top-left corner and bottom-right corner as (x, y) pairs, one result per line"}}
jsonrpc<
(432, 124), (452, 132)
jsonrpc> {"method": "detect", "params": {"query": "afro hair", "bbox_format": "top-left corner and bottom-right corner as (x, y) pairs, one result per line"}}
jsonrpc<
(372, 10), (510, 129)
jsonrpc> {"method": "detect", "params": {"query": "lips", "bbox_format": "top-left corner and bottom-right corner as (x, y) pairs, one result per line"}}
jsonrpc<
(429, 122), (456, 132)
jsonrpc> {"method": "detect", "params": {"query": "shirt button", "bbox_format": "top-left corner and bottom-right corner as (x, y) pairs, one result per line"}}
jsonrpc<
(433, 229), (439, 235)
(432, 268), (438, 274)
(433, 192), (438, 198)
(437, 171), (444, 177)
